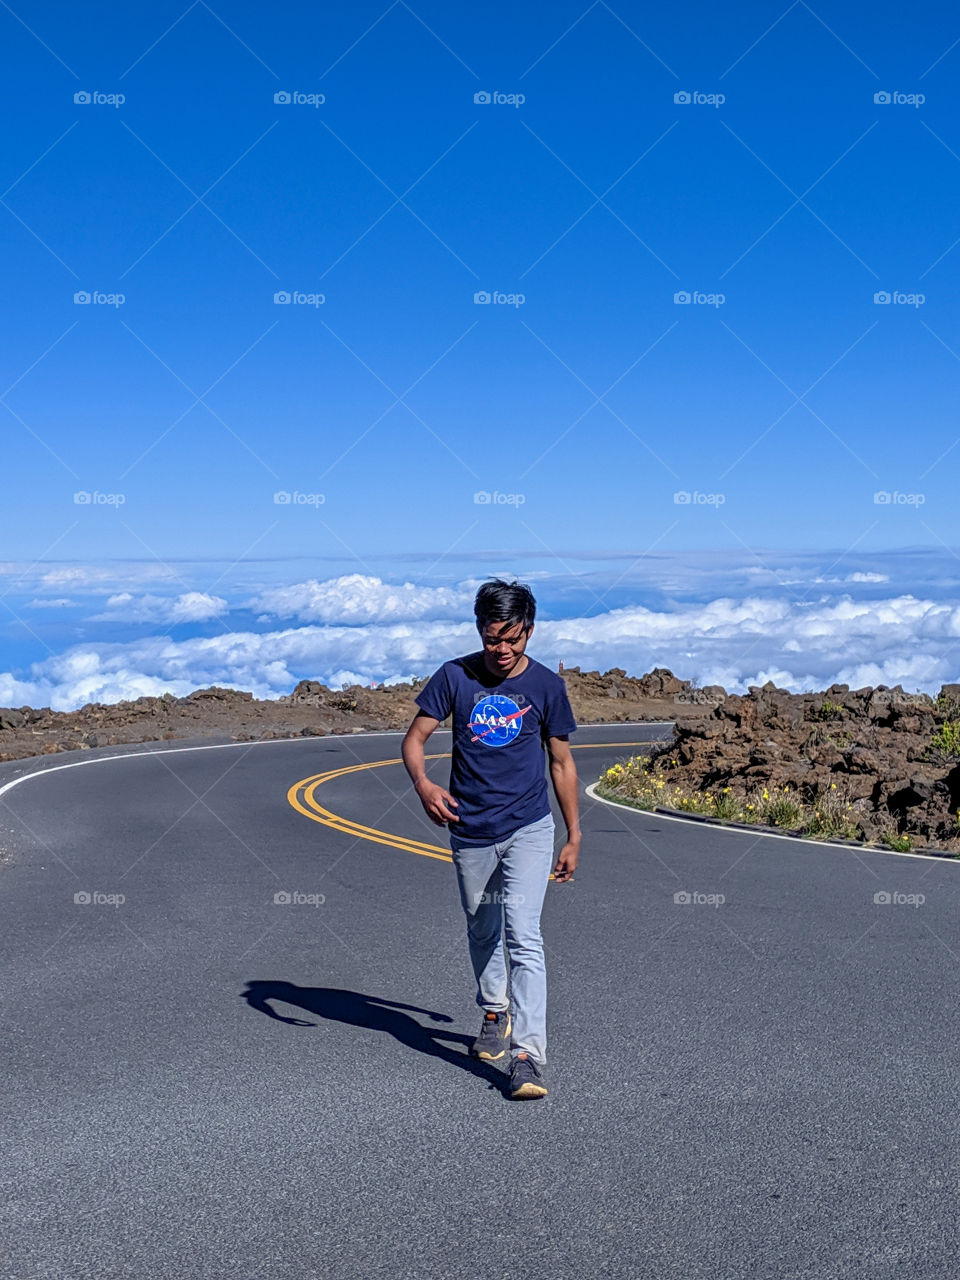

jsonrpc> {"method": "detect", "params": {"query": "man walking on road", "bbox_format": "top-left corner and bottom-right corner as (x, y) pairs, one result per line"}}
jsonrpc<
(401, 578), (581, 1100)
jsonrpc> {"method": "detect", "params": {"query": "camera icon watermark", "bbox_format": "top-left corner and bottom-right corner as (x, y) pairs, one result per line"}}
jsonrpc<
(274, 290), (325, 307)
(873, 490), (925, 506)
(273, 890), (326, 906)
(274, 490), (325, 507)
(473, 290), (525, 307)
(74, 290), (125, 307)
(473, 490), (525, 506)
(673, 490), (725, 506)
(474, 90), (525, 107)
(673, 889), (725, 907)
(74, 890), (125, 907)
(873, 290), (924, 307)
(274, 90), (325, 106)
(674, 290), (725, 307)
(674, 90), (725, 107)
(73, 490), (126, 506)
(475, 890), (526, 905)
(74, 90), (125, 107)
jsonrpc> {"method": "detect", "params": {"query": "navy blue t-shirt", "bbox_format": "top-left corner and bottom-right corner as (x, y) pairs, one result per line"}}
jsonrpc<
(414, 650), (577, 843)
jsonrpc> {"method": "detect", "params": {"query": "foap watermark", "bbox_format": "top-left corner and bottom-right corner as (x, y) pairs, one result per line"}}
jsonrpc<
(274, 90), (325, 107)
(74, 90), (125, 107)
(274, 290), (325, 307)
(874, 890), (924, 907)
(874, 290), (924, 307)
(475, 890), (525, 906)
(274, 890), (326, 906)
(674, 890), (725, 907)
(274, 490), (325, 507)
(74, 290), (125, 307)
(474, 90), (525, 107)
(674, 90), (725, 107)
(474, 290), (525, 307)
(674, 490), (725, 506)
(874, 91), (924, 107)
(74, 890), (125, 907)
(74, 490), (125, 506)
(873, 490), (925, 506)
(674, 290), (725, 307)
(474, 490), (525, 506)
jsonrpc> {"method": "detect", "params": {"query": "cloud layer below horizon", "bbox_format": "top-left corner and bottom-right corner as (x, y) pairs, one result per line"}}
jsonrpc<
(2, 566), (959, 712)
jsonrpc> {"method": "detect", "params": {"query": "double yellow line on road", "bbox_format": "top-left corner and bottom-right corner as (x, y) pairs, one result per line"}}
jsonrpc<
(288, 752), (456, 862)
(286, 742), (648, 864)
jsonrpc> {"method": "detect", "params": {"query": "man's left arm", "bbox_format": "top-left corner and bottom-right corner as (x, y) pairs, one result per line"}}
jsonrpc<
(546, 734), (580, 882)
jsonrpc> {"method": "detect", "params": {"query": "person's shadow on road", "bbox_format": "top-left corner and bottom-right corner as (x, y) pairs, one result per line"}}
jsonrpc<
(241, 981), (507, 1091)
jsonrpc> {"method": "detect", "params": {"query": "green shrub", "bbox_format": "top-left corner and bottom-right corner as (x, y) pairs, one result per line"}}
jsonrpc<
(815, 699), (845, 721)
(929, 721), (960, 758)
(801, 786), (863, 839)
(763, 795), (805, 828)
(597, 764), (866, 848)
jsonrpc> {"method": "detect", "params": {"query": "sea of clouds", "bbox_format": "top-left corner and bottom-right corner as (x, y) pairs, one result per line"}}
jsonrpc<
(2, 564), (959, 712)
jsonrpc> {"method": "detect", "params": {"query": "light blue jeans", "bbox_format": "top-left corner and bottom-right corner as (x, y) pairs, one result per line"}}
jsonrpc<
(449, 809), (556, 1066)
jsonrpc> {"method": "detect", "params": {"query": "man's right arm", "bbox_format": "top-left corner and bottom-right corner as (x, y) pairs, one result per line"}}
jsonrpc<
(401, 712), (461, 826)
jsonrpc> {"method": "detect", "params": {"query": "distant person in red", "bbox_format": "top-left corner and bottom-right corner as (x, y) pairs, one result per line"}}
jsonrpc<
(402, 578), (580, 1099)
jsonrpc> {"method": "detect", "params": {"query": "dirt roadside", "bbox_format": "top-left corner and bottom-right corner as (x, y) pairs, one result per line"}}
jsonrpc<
(0, 665), (713, 764)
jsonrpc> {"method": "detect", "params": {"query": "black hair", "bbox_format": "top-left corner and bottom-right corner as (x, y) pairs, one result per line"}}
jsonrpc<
(474, 577), (536, 637)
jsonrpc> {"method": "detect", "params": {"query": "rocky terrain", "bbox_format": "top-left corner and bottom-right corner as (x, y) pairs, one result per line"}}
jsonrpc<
(657, 681), (960, 852)
(0, 665), (714, 764)
(5, 664), (960, 853)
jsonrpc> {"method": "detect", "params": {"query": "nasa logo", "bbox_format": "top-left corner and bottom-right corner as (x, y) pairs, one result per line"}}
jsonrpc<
(468, 694), (532, 747)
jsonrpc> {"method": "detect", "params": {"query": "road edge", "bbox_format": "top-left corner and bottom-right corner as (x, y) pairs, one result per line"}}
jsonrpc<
(583, 780), (960, 867)
(0, 721), (671, 800)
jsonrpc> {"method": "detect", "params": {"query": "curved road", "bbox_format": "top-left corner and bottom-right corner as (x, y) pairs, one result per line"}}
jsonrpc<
(3, 723), (960, 1279)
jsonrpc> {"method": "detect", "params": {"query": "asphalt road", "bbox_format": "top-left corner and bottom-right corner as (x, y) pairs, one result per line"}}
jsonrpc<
(4, 723), (960, 1279)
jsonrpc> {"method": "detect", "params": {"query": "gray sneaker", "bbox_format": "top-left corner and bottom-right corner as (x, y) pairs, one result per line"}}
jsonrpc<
(508, 1051), (548, 1099)
(470, 1010), (511, 1060)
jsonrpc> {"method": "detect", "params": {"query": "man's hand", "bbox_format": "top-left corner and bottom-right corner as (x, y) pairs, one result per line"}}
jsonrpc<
(552, 837), (580, 883)
(416, 779), (460, 826)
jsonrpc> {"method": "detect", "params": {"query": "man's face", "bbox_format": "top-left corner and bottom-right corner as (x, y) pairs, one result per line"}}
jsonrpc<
(479, 619), (533, 676)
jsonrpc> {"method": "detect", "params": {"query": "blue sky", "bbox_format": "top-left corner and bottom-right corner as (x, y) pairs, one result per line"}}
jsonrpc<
(3, 0), (960, 708)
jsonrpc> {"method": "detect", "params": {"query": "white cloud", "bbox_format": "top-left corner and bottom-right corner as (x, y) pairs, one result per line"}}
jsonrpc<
(249, 573), (472, 623)
(27, 598), (78, 609)
(34, 564), (180, 592)
(1, 590), (959, 712)
(89, 592), (229, 623)
(810, 571), (892, 586)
